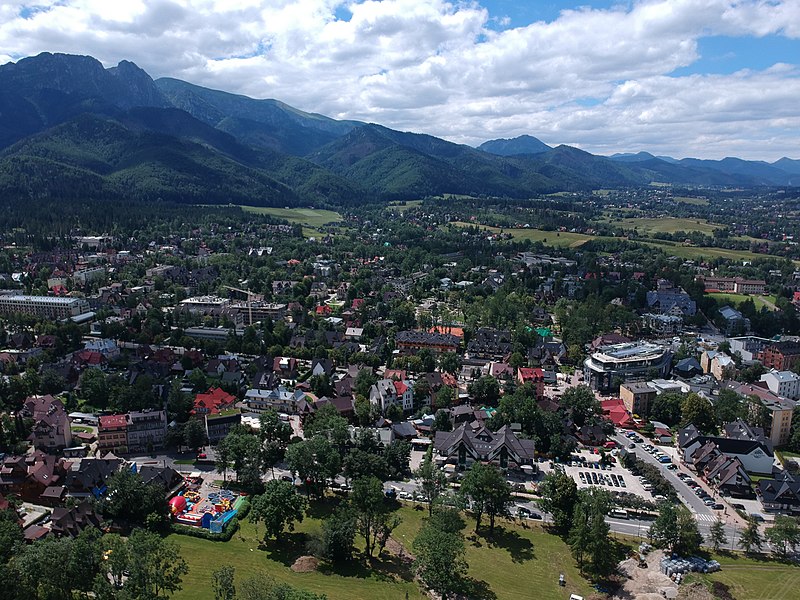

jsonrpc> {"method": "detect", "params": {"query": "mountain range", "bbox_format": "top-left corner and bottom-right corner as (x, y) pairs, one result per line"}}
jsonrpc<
(0, 52), (798, 207)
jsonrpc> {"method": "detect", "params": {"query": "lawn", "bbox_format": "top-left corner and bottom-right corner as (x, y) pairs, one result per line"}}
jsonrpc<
(168, 503), (594, 600)
(685, 552), (800, 600)
(387, 200), (423, 212)
(610, 216), (721, 235)
(450, 222), (597, 248)
(673, 196), (710, 206)
(242, 207), (343, 237)
(640, 240), (783, 263)
(70, 425), (93, 433)
(706, 292), (778, 312)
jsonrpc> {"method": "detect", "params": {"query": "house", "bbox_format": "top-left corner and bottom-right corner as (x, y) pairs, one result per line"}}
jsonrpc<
(758, 472), (800, 514)
(674, 357), (703, 379)
(243, 386), (307, 414)
(63, 456), (124, 498)
(205, 412), (242, 444)
(710, 353), (736, 381)
(50, 502), (103, 537)
(516, 367), (544, 399)
(760, 370), (800, 400)
(433, 423), (535, 470)
(646, 280), (696, 316)
(193, 387), (236, 416)
(396, 330), (460, 353)
(126, 409), (167, 453)
(601, 398), (635, 428)
(369, 378), (414, 414)
(311, 358), (334, 377)
(619, 382), (655, 417)
(726, 383), (796, 447)
(763, 341), (800, 371)
(678, 423), (774, 475)
(22, 395), (73, 451)
(717, 305), (750, 335)
(97, 414), (129, 454)
(702, 453), (752, 497)
(466, 328), (513, 360)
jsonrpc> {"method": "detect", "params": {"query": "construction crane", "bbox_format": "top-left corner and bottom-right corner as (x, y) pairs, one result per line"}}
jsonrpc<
(223, 285), (259, 327)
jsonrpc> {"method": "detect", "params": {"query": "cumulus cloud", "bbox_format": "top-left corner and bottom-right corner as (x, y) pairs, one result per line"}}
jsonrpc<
(0, 0), (798, 159)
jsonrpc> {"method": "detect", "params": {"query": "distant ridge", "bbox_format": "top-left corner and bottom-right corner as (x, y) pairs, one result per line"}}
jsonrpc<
(478, 135), (551, 156)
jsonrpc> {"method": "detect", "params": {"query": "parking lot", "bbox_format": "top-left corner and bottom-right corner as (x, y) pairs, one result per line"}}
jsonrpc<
(559, 449), (660, 502)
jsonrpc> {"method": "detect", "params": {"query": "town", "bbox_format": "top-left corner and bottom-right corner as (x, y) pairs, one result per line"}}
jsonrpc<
(1, 190), (800, 600)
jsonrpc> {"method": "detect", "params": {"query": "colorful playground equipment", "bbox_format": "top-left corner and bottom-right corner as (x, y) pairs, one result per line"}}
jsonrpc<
(170, 488), (244, 531)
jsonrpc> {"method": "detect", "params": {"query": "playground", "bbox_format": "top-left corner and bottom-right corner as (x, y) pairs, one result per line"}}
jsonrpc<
(169, 477), (245, 533)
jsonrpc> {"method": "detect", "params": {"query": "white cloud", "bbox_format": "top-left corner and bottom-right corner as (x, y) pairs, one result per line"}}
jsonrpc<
(0, 0), (798, 159)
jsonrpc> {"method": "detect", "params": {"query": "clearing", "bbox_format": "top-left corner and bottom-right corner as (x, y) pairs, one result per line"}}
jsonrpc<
(706, 293), (779, 312)
(608, 217), (721, 236)
(242, 207), (343, 237)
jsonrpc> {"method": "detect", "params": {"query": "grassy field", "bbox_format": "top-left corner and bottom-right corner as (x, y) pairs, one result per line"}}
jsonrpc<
(609, 216), (721, 235)
(685, 553), (800, 600)
(450, 222), (597, 248)
(242, 207), (343, 237)
(387, 200), (423, 212)
(169, 504), (594, 600)
(640, 240), (780, 263)
(706, 292), (778, 312)
(673, 196), (710, 206)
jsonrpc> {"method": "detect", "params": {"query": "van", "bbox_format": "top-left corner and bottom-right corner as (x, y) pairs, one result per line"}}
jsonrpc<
(279, 413), (290, 422)
(610, 508), (628, 519)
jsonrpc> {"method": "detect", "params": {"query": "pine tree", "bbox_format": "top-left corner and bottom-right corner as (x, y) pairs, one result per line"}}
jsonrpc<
(709, 517), (728, 552)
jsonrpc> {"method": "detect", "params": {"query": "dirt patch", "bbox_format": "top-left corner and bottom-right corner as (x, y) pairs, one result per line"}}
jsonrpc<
(290, 555), (319, 573)
(677, 582), (714, 600)
(612, 549), (678, 600)
(384, 536), (414, 564)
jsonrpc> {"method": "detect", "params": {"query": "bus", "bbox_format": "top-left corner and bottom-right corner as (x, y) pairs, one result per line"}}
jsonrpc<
(609, 508), (629, 519)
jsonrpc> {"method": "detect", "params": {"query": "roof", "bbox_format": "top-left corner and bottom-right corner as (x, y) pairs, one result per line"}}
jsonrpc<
(98, 414), (128, 430)
(434, 423), (535, 464)
(194, 387), (236, 414)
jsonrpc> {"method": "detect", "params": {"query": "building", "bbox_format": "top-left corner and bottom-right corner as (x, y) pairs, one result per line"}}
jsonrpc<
(193, 387), (236, 416)
(758, 472), (800, 514)
(126, 409), (167, 453)
(370, 379), (415, 414)
(760, 370), (800, 401)
(72, 267), (106, 285)
(643, 313), (683, 335)
(583, 341), (672, 392)
(726, 382), (796, 447)
(466, 328), (513, 359)
(97, 414), (129, 453)
(762, 341), (800, 372)
(176, 296), (229, 316)
(433, 423), (535, 470)
(395, 330), (460, 354)
(205, 412), (242, 444)
(718, 305), (750, 335)
(678, 423), (774, 475)
(701, 276), (766, 295)
(244, 387), (307, 414)
(728, 336), (771, 363)
(0, 295), (91, 319)
(619, 382), (656, 417)
(516, 367), (545, 399)
(646, 280), (696, 316)
(22, 395), (73, 451)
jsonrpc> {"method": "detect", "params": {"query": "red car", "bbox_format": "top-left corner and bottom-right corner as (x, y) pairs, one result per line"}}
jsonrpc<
(198, 452), (207, 459)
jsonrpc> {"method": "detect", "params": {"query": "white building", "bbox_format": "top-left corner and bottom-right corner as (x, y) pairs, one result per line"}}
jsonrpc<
(760, 370), (800, 401)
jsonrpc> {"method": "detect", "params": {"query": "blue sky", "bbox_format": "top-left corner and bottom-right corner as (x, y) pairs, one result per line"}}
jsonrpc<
(0, 0), (799, 160)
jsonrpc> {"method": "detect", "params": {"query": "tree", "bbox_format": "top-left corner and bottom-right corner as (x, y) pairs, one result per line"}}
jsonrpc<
(432, 409), (453, 433)
(222, 428), (263, 489)
(413, 379), (432, 412)
(354, 369), (378, 399)
(99, 469), (169, 529)
(237, 573), (327, 600)
(258, 410), (291, 477)
(101, 533), (129, 589)
(560, 385), (601, 427)
(675, 505), (703, 555)
(350, 476), (400, 558)
(344, 448), (388, 481)
(415, 449), (448, 516)
(286, 435), (342, 495)
(765, 515), (800, 558)
(714, 389), (746, 426)
(183, 417), (208, 450)
(354, 394), (377, 427)
(126, 529), (189, 599)
(433, 384), (455, 409)
(648, 502), (679, 551)
(413, 509), (468, 600)
(569, 488), (613, 577)
(459, 462), (512, 535)
(211, 565), (236, 600)
(739, 518), (763, 555)
(215, 437), (232, 484)
(468, 375), (500, 406)
(250, 479), (307, 542)
(438, 352), (462, 375)
(709, 516), (728, 552)
(538, 470), (579, 535)
(316, 508), (356, 563)
(384, 439), (411, 480)
(681, 393), (716, 434)
(650, 392), (683, 426)
(0, 509), (23, 563)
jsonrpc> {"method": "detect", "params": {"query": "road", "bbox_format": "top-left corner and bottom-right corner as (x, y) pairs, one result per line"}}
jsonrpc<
(609, 431), (720, 522)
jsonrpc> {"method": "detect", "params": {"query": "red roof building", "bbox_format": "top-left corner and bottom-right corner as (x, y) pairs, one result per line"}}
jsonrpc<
(98, 414), (128, 453)
(193, 387), (236, 416)
(601, 398), (635, 428)
(516, 367), (544, 399)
